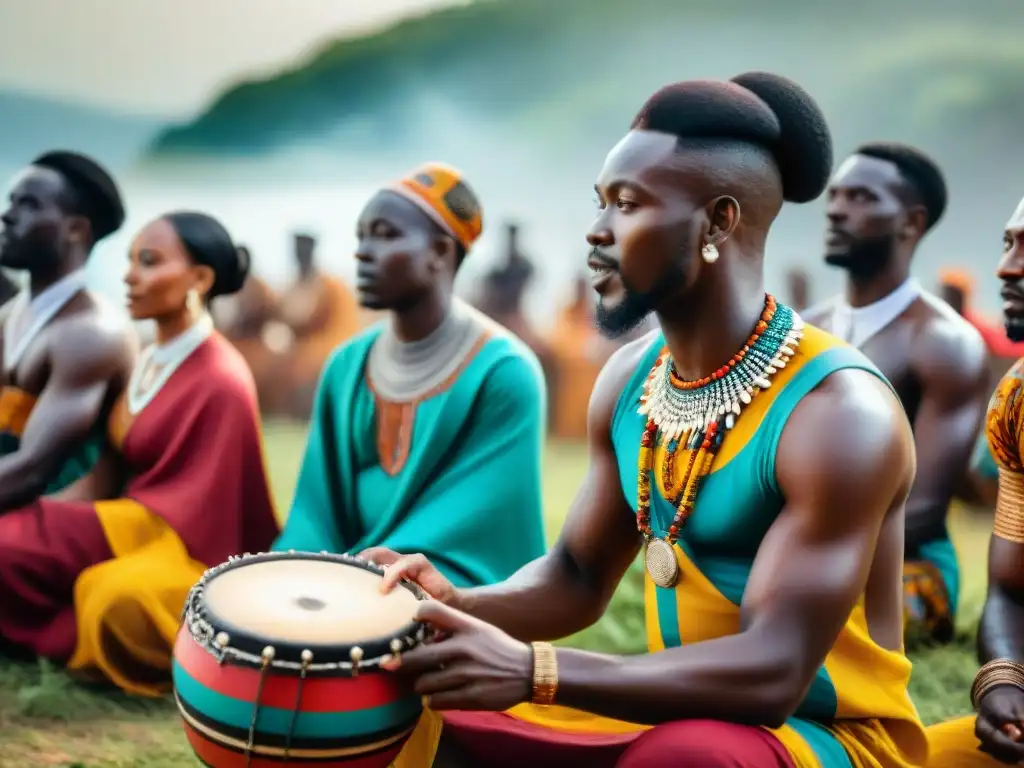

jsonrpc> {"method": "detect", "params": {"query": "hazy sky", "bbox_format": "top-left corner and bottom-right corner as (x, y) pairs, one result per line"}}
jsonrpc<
(0, 0), (463, 117)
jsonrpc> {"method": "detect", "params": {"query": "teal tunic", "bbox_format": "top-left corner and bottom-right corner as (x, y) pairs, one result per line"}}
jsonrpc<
(606, 325), (928, 767)
(274, 326), (548, 588)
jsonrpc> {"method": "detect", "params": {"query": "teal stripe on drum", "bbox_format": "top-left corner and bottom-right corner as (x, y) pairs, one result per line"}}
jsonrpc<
(173, 660), (421, 740)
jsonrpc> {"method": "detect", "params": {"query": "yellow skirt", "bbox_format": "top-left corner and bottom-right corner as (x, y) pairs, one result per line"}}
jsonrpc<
(68, 499), (205, 697)
(925, 716), (1003, 768)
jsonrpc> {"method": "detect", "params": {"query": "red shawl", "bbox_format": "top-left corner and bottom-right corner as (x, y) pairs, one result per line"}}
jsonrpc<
(120, 333), (280, 566)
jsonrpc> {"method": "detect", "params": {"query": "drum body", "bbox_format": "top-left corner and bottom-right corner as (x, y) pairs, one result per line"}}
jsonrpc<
(172, 551), (431, 767)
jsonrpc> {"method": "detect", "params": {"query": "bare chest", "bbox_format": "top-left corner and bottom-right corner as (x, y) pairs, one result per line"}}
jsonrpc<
(0, 324), (55, 395)
(858, 325), (922, 421)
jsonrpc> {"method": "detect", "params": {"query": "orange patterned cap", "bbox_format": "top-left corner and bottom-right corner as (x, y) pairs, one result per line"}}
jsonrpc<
(387, 162), (483, 251)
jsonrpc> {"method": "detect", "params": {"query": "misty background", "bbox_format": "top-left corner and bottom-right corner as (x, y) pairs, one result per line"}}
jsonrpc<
(2, 0), (1022, 325)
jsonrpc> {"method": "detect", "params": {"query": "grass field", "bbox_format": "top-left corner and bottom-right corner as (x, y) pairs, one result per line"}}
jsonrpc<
(0, 421), (994, 766)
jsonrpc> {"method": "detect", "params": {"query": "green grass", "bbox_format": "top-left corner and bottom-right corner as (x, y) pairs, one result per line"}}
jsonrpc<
(0, 422), (993, 765)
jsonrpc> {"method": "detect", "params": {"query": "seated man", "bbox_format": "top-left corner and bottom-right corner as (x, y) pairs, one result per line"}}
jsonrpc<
(372, 73), (928, 768)
(925, 196), (1024, 767)
(0, 151), (134, 511)
(273, 232), (362, 419)
(212, 246), (277, 396)
(804, 143), (989, 645)
(274, 163), (547, 588)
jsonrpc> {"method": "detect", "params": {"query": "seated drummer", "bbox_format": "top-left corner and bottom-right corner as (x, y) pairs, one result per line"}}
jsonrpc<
(926, 196), (1024, 767)
(0, 151), (135, 509)
(0, 211), (280, 696)
(371, 73), (928, 767)
(273, 163), (547, 588)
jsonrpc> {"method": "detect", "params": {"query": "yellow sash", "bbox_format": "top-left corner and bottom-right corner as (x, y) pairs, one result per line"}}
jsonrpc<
(0, 386), (36, 438)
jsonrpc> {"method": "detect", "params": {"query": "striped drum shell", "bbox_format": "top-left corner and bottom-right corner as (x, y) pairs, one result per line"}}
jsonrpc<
(172, 551), (431, 767)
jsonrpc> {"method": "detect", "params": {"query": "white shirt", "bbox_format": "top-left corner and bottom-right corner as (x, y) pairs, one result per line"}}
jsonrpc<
(827, 278), (922, 348)
(3, 269), (88, 372)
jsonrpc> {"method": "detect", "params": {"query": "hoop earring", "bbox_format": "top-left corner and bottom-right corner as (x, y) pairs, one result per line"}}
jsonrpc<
(701, 243), (719, 264)
(186, 288), (202, 317)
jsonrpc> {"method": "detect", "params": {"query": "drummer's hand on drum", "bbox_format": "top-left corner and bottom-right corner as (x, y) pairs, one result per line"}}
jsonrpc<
(381, 601), (532, 712)
(358, 548), (458, 606)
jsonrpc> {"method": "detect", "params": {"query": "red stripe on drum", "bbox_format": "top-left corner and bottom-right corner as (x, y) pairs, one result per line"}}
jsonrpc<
(174, 627), (412, 713)
(183, 721), (406, 768)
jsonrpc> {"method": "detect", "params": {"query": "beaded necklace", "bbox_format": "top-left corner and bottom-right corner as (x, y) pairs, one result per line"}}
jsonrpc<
(367, 298), (483, 402)
(637, 294), (803, 588)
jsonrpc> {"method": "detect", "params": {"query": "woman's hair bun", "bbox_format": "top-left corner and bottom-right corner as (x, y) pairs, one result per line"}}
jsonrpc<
(164, 211), (249, 298)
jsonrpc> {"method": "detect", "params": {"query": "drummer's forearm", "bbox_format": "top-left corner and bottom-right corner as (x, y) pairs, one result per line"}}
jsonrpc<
(552, 632), (798, 726)
(454, 547), (610, 642)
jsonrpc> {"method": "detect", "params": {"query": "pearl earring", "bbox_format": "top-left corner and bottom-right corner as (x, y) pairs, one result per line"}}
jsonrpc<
(701, 243), (719, 264)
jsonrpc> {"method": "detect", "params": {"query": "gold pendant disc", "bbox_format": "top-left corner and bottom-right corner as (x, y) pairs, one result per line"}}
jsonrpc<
(645, 538), (680, 589)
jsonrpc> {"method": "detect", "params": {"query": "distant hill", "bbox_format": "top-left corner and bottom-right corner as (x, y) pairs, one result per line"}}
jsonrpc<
(145, 0), (1024, 165)
(0, 90), (161, 174)
(136, 0), (1024, 321)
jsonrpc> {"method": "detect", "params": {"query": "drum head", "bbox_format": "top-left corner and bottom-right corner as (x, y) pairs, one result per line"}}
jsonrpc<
(195, 553), (425, 667)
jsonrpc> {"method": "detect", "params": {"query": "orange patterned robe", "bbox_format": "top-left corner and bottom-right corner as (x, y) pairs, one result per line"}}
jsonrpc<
(925, 357), (1024, 767)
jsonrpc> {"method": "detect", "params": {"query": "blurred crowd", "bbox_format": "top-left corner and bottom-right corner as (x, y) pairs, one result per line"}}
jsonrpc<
(212, 221), (651, 435)
(214, 221), (1022, 448)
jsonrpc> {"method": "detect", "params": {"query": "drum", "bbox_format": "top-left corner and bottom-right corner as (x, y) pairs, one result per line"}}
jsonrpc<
(172, 551), (432, 767)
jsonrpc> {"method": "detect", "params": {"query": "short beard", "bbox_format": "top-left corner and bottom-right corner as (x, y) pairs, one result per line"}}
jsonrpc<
(1006, 318), (1024, 343)
(0, 241), (62, 274)
(824, 235), (895, 280)
(595, 266), (681, 339)
(595, 288), (655, 339)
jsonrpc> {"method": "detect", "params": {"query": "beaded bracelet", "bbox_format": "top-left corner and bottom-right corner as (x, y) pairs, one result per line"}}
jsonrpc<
(531, 642), (558, 706)
(971, 659), (1024, 710)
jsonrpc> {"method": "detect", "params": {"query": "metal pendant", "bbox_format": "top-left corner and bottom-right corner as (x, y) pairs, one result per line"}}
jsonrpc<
(645, 538), (680, 589)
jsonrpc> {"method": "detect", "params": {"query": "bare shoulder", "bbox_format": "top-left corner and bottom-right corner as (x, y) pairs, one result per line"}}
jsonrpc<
(911, 293), (988, 386)
(588, 328), (660, 426)
(778, 368), (915, 502)
(50, 302), (136, 372)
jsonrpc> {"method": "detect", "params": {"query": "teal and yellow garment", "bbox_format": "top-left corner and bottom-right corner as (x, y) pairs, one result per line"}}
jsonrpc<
(898, 412), (998, 644)
(0, 385), (102, 494)
(274, 325), (548, 589)
(902, 437), (967, 643)
(903, 396), (995, 643)
(394, 324), (928, 768)
(903, 540), (957, 645)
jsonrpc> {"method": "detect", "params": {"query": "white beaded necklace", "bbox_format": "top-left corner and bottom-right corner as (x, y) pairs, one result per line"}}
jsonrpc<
(3, 269), (88, 372)
(366, 299), (484, 402)
(127, 313), (213, 415)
